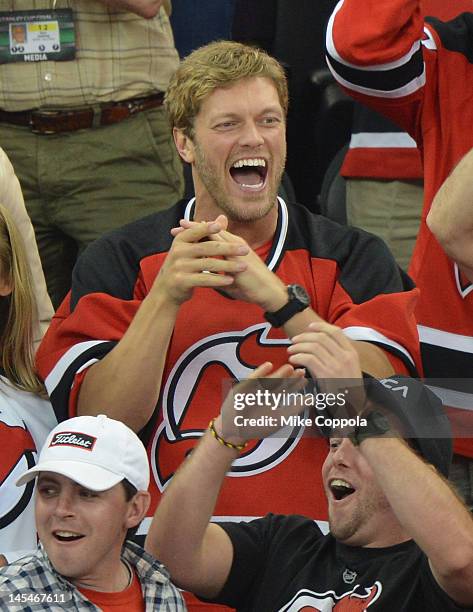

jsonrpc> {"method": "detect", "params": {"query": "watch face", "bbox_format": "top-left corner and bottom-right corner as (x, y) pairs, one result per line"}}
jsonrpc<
(289, 284), (310, 306)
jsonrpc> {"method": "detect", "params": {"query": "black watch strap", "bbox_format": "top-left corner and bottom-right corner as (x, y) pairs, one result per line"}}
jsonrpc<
(264, 284), (310, 328)
(349, 410), (391, 446)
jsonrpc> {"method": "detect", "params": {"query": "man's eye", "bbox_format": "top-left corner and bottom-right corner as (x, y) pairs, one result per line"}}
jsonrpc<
(261, 117), (280, 125)
(329, 439), (341, 449)
(216, 121), (236, 129)
(38, 486), (57, 496)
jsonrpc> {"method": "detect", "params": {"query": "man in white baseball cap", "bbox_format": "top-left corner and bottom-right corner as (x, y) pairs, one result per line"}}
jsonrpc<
(0, 414), (185, 611)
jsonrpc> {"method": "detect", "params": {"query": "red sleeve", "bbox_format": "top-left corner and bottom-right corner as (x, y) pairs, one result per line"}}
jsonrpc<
(36, 291), (139, 423)
(328, 0), (424, 68)
(306, 224), (422, 376)
(329, 283), (421, 376)
(326, 0), (428, 140)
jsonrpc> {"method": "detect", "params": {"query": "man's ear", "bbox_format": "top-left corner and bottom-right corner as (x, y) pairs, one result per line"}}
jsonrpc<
(125, 491), (151, 530)
(173, 127), (195, 164)
(0, 277), (13, 297)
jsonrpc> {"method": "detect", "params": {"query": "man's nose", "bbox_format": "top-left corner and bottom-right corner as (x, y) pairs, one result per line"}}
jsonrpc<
(239, 121), (264, 147)
(53, 491), (75, 517)
(332, 438), (353, 466)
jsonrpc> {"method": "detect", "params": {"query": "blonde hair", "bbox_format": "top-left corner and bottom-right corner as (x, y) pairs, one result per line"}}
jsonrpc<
(0, 204), (44, 395)
(165, 40), (289, 137)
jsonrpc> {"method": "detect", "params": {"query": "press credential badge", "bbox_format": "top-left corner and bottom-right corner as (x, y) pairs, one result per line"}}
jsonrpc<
(0, 9), (75, 63)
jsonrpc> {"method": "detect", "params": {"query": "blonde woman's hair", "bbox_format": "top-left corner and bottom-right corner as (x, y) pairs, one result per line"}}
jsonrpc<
(165, 40), (289, 137)
(0, 204), (43, 394)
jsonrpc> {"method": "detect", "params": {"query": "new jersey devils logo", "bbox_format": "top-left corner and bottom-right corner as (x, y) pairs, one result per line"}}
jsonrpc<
(279, 583), (381, 611)
(0, 413), (37, 529)
(151, 323), (305, 491)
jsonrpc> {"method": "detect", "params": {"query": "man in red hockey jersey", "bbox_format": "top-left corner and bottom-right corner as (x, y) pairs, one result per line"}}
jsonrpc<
(326, 0), (473, 508)
(341, 0), (473, 272)
(37, 39), (420, 609)
(428, 146), (473, 283)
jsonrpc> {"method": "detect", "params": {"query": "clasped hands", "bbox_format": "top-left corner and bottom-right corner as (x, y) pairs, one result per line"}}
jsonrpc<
(162, 216), (368, 442)
(155, 214), (285, 307)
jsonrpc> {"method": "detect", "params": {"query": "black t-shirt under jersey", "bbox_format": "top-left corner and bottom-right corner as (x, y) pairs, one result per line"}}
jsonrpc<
(208, 514), (468, 611)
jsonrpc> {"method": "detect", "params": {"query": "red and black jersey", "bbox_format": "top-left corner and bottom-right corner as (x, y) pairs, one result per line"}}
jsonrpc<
(341, 0), (471, 180)
(37, 198), (420, 527)
(327, 0), (473, 457)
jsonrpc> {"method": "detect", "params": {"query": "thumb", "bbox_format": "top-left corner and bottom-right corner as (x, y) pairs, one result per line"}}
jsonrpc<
(214, 214), (228, 231)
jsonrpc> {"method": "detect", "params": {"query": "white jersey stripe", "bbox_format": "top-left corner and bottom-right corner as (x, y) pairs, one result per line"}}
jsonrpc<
(343, 326), (416, 367)
(45, 340), (109, 395)
(422, 26), (437, 51)
(427, 385), (473, 412)
(183, 197), (196, 221)
(350, 132), (417, 149)
(418, 325), (473, 353)
(268, 197), (289, 271)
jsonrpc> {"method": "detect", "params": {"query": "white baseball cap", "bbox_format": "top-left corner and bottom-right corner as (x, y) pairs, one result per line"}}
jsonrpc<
(16, 414), (150, 492)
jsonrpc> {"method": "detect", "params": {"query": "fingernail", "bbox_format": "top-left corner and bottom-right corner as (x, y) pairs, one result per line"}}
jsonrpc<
(237, 246), (249, 255)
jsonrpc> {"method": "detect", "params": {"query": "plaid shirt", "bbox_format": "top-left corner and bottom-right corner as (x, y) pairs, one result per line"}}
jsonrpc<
(0, 540), (186, 611)
(0, 1), (179, 111)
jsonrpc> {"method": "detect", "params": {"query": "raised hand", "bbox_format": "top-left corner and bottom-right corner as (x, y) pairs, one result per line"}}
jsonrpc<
(215, 361), (307, 446)
(288, 322), (365, 416)
(288, 321), (361, 380)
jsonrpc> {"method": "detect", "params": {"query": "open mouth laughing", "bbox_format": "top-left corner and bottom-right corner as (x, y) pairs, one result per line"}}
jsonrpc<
(229, 158), (268, 190)
(329, 478), (356, 502)
(53, 530), (85, 543)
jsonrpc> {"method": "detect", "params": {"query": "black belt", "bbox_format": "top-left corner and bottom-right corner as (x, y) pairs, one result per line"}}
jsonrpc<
(0, 92), (165, 135)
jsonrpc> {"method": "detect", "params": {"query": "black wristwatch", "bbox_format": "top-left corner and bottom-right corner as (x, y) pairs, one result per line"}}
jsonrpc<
(350, 410), (390, 446)
(264, 284), (310, 328)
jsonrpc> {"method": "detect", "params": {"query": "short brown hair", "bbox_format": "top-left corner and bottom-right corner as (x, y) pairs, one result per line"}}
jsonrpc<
(165, 40), (289, 137)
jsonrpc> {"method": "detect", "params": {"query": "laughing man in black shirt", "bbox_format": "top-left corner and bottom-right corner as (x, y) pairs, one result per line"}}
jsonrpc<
(145, 322), (473, 611)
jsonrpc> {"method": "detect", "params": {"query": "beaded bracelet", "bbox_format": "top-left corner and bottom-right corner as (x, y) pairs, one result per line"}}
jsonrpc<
(209, 418), (247, 452)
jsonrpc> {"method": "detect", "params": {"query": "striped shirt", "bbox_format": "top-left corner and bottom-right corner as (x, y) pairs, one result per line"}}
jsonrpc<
(0, 1), (179, 110)
(0, 540), (186, 611)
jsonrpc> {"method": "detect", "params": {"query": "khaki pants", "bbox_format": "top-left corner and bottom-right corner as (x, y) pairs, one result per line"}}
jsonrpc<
(0, 105), (184, 308)
(346, 178), (424, 271)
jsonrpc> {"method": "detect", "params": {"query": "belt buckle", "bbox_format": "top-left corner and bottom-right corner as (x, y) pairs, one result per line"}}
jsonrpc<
(30, 110), (62, 135)
(126, 98), (144, 116)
